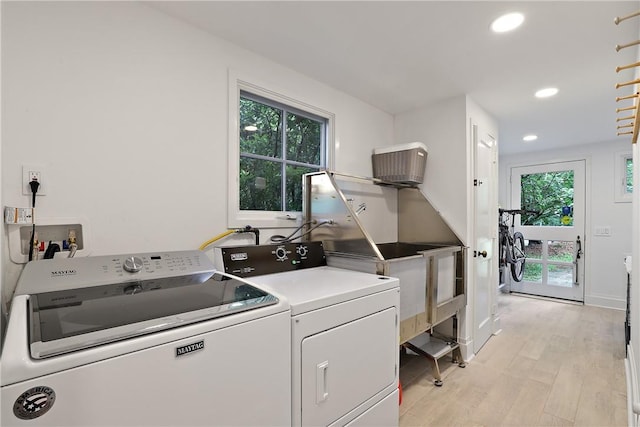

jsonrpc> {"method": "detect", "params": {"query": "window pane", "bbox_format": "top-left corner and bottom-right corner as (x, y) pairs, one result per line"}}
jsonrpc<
(239, 157), (282, 211)
(523, 262), (542, 283)
(240, 97), (282, 158)
(237, 91), (327, 214)
(286, 113), (322, 164)
(626, 157), (633, 194)
(548, 241), (574, 262)
(520, 170), (574, 226)
(525, 239), (542, 259)
(285, 165), (318, 211)
(548, 265), (574, 287)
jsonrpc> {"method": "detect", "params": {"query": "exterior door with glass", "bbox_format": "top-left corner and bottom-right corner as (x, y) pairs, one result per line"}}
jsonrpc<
(509, 160), (585, 302)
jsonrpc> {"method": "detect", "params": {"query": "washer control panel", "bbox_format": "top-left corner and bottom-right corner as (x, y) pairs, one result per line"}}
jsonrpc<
(13, 250), (216, 297)
(219, 242), (326, 278)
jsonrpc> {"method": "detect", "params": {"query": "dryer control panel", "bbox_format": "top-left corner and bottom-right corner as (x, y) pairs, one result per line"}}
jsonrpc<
(217, 242), (326, 278)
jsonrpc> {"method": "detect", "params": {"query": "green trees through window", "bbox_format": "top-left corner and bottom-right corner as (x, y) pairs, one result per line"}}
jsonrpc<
(626, 157), (633, 194)
(520, 170), (574, 226)
(239, 92), (326, 212)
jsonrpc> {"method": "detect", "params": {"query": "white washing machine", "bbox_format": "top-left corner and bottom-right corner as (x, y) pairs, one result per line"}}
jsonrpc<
(216, 242), (400, 427)
(1, 250), (292, 426)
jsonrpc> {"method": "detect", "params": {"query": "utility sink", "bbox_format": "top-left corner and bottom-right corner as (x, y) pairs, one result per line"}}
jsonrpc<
(375, 242), (446, 260)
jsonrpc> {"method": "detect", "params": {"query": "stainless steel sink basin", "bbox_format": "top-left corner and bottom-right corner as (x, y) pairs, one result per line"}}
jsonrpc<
(375, 242), (444, 259)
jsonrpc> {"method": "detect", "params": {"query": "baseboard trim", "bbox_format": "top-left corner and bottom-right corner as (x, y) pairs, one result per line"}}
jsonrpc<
(458, 339), (473, 362)
(509, 292), (582, 305)
(585, 295), (625, 311)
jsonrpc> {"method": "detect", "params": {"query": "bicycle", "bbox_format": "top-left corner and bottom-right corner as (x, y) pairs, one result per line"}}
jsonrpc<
(498, 208), (533, 282)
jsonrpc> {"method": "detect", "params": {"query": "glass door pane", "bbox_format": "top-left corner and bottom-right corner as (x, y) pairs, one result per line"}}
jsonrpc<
(546, 240), (575, 288)
(523, 239), (542, 283)
(520, 171), (574, 227)
(548, 265), (574, 287)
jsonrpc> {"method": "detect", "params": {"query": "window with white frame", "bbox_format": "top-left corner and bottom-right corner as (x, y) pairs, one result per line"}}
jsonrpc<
(228, 75), (333, 228)
(625, 155), (633, 193)
(615, 151), (633, 203)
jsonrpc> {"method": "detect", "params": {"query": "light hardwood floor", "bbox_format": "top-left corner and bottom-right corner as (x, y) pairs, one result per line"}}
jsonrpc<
(399, 293), (627, 426)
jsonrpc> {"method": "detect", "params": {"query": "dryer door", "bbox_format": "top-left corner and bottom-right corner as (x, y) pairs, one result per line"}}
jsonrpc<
(301, 307), (397, 426)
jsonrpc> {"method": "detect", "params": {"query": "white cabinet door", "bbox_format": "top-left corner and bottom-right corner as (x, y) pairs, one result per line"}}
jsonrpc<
(301, 308), (397, 426)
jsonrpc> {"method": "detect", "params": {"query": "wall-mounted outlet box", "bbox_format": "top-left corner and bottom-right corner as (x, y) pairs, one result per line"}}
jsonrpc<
(8, 218), (90, 263)
(19, 224), (84, 256)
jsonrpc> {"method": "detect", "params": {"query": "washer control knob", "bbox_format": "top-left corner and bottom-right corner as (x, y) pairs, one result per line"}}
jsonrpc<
(296, 245), (308, 257)
(123, 256), (144, 273)
(275, 247), (288, 261)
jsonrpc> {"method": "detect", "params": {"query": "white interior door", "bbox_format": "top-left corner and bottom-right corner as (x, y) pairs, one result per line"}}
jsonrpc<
(510, 160), (585, 302)
(473, 124), (497, 354)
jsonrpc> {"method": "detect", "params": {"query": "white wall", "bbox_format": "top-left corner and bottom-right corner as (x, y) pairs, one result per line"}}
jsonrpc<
(1, 2), (394, 305)
(499, 139), (633, 309)
(394, 96), (468, 243)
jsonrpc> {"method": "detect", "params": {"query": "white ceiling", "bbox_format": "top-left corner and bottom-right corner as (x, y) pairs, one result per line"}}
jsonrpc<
(150, 1), (640, 155)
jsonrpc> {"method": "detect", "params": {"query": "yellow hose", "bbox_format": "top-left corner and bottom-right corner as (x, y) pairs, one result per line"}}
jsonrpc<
(198, 230), (235, 251)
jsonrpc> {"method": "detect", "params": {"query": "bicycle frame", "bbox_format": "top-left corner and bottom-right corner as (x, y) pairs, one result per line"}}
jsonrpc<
(498, 209), (529, 282)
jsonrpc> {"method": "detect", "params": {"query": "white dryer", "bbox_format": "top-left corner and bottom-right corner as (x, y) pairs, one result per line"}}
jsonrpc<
(216, 242), (400, 427)
(1, 251), (292, 426)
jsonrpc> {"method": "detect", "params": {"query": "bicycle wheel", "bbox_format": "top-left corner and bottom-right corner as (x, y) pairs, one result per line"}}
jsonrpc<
(510, 232), (526, 282)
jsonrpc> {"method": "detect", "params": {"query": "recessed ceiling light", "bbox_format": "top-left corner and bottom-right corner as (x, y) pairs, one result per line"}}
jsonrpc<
(244, 125), (258, 131)
(535, 87), (559, 98)
(523, 134), (538, 142)
(491, 12), (524, 33)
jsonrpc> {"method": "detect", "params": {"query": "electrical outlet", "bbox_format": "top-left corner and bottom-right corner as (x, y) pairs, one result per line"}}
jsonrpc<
(22, 164), (46, 196)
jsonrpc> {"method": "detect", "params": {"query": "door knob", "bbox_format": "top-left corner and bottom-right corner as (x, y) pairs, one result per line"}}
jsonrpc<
(479, 250), (488, 258)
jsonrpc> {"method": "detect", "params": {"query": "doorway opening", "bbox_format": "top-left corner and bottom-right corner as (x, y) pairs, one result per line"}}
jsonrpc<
(509, 160), (586, 303)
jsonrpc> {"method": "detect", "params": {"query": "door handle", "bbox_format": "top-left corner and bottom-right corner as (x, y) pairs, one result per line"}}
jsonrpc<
(574, 236), (582, 286)
(575, 235), (583, 260)
(316, 361), (329, 403)
(476, 250), (488, 258)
